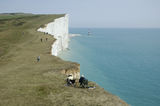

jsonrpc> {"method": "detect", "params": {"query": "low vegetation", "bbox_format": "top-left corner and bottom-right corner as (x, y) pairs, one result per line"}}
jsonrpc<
(0, 13), (128, 106)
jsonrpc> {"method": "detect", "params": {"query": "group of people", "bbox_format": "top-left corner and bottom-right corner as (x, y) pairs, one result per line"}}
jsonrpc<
(40, 38), (48, 42)
(37, 37), (49, 62)
(67, 74), (88, 88)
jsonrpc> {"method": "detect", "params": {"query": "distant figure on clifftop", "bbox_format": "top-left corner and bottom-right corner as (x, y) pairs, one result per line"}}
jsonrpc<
(37, 56), (40, 62)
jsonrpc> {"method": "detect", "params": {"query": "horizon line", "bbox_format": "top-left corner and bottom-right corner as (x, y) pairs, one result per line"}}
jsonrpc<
(69, 27), (160, 29)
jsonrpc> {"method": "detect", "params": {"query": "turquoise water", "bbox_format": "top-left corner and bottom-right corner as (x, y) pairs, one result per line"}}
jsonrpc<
(59, 28), (160, 106)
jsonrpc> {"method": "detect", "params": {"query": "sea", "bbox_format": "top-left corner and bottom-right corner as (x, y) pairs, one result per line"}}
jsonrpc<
(59, 28), (160, 106)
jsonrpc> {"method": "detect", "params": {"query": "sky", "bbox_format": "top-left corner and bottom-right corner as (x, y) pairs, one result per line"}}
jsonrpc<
(0, 0), (160, 28)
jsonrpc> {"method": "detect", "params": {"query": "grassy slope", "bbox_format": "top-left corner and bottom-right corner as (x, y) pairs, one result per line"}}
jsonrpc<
(0, 14), (128, 106)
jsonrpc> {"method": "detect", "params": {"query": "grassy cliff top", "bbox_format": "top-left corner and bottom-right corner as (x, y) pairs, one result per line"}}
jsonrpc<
(0, 13), (128, 106)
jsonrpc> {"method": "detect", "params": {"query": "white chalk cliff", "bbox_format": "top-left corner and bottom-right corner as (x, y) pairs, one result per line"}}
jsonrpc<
(37, 14), (69, 56)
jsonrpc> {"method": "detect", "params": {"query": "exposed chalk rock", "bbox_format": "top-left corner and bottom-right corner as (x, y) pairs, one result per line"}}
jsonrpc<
(61, 65), (80, 80)
(37, 14), (69, 56)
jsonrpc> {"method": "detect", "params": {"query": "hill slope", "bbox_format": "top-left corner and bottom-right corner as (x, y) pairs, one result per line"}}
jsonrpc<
(0, 14), (128, 106)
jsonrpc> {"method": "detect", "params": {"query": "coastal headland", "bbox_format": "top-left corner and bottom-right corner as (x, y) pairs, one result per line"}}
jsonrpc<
(0, 13), (128, 106)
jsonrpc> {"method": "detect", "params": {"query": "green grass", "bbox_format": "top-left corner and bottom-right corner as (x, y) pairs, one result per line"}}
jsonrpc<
(0, 13), (33, 20)
(0, 13), (128, 106)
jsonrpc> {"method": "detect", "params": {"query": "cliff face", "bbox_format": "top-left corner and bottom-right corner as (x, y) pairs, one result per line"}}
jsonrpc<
(36, 15), (128, 105)
(37, 14), (80, 79)
(37, 14), (69, 56)
(0, 14), (128, 106)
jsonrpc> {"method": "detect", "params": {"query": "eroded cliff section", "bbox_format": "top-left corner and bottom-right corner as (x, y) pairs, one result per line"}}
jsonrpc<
(61, 63), (80, 80)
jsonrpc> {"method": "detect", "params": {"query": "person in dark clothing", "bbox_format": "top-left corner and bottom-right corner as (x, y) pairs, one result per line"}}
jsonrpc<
(46, 38), (48, 41)
(79, 75), (88, 88)
(40, 38), (42, 42)
(79, 75), (85, 85)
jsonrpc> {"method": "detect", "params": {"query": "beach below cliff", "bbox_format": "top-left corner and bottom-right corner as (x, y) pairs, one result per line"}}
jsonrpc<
(0, 13), (128, 106)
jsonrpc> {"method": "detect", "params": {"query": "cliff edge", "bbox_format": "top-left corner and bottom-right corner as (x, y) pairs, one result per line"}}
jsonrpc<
(38, 14), (69, 56)
(0, 13), (129, 106)
(37, 14), (129, 106)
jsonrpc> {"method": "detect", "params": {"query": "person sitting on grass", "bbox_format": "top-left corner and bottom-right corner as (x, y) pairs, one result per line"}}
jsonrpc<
(79, 75), (88, 88)
(67, 74), (75, 86)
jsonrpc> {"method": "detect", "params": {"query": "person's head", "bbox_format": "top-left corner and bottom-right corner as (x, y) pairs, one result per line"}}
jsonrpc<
(81, 75), (84, 77)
